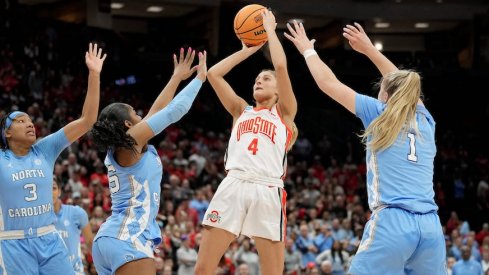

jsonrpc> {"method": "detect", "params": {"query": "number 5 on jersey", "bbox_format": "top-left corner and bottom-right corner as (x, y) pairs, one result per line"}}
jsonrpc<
(248, 138), (259, 155)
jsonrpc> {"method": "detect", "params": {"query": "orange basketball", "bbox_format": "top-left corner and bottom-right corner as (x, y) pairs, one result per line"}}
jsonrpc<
(234, 4), (268, 47)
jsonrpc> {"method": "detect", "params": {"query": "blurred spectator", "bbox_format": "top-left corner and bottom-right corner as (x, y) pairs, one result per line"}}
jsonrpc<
(296, 224), (318, 269)
(234, 239), (259, 275)
(284, 238), (301, 274)
(177, 234), (198, 275)
(452, 245), (483, 275)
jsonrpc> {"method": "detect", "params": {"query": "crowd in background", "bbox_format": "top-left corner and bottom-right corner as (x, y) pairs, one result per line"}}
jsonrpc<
(1, 9), (489, 275)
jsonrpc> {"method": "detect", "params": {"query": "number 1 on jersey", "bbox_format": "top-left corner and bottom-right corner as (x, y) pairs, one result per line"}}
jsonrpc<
(248, 138), (259, 155)
(407, 133), (418, 162)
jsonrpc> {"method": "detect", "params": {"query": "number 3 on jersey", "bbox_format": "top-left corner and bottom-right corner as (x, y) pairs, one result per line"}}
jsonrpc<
(248, 138), (259, 155)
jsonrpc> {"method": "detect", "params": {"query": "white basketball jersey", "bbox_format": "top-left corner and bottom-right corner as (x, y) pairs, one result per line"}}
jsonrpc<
(225, 105), (292, 179)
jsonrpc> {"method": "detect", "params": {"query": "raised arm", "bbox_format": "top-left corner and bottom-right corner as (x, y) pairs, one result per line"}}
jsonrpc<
(343, 23), (397, 76)
(127, 51), (207, 152)
(284, 21), (357, 114)
(63, 43), (107, 143)
(207, 43), (264, 120)
(343, 23), (423, 105)
(144, 47), (197, 119)
(262, 10), (297, 122)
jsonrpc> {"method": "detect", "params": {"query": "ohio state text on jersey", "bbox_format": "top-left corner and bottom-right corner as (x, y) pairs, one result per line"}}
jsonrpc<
(225, 105), (292, 179)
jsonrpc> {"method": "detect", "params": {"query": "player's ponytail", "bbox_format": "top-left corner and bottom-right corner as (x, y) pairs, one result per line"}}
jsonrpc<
(90, 103), (137, 153)
(360, 70), (421, 152)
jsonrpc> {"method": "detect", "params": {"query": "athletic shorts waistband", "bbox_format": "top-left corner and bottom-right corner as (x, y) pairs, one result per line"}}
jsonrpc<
(227, 170), (284, 188)
(0, 225), (56, 240)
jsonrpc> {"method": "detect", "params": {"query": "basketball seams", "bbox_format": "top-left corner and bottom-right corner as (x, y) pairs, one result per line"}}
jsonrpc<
(234, 4), (268, 46)
(234, 7), (265, 33)
(235, 24), (266, 35)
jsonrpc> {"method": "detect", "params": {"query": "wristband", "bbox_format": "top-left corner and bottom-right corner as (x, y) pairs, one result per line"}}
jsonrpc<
(303, 49), (317, 59)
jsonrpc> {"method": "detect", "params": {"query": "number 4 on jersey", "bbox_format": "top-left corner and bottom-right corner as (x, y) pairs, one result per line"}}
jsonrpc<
(248, 138), (259, 155)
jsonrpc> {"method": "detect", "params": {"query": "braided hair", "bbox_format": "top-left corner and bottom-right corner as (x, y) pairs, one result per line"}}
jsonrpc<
(90, 103), (137, 153)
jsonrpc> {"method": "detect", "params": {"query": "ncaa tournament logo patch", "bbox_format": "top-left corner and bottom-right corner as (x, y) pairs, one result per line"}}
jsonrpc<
(206, 210), (221, 223)
(64, 220), (70, 226)
(34, 159), (42, 165)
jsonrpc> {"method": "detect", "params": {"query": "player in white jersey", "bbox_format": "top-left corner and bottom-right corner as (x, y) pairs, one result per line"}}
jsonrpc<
(90, 48), (207, 275)
(286, 22), (446, 274)
(53, 176), (93, 275)
(0, 43), (106, 275)
(195, 10), (297, 275)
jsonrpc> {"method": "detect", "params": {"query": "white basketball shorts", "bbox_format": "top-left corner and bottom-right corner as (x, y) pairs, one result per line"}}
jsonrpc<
(202, 170), (287, 242)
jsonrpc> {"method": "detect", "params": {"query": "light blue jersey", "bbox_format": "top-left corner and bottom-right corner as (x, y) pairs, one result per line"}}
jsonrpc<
(0, 128), (69, 231)
(55, 204), (89, 275)
(0, 128), (74, 275)
(355, 94), (437, 214)
(95, 145), (162, 246)
(349, 94), (446, 275)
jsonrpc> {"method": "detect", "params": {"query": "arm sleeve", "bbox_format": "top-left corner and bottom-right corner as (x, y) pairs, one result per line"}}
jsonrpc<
(34, 128), (70, 163)
(146, 78), (202, 135)
(355, 93), (384, 128)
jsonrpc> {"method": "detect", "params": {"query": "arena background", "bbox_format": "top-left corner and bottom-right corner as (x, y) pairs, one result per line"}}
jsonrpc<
(1, 0), (489, 274)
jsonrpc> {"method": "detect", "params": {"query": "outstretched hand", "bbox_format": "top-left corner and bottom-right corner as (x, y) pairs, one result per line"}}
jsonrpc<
(342, 22), (374, 55)
(284, 20), (315, 55)
(196, 51), (207, 82)
(85, 43), (107, 74)
(173, 47), (197, 81)
(261, 9), (276, 33)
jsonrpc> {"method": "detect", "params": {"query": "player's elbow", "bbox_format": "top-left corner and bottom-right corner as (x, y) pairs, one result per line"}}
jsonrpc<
(274, 62), (287, 72)
(207, 68), (220, 80)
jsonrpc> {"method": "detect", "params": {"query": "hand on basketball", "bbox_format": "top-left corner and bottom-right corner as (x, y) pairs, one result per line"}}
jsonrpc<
(241, 42), (264, 55)
(261, 9), (276, 33)
(196, 51), (207, 82)
(173, 47), (197, 81)
(343, 23), (374, 55)
(284, 21), (315, 55)
(85, 43), (107, 74)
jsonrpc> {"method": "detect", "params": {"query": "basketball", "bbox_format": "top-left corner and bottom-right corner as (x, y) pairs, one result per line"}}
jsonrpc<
(234, 4), (268, 47)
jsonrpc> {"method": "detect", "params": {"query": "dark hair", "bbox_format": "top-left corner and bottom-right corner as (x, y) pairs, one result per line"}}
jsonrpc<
(53, 175), (62, 189)
(90, 103), (137, 153)
(0, 113), (9, 150)
(0, 111), (15, 150)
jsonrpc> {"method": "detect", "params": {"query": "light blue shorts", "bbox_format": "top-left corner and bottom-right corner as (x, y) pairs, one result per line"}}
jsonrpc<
(0, 232), (75, 275)
(92, 236), (155, 275)
(348, 207), (447, 275)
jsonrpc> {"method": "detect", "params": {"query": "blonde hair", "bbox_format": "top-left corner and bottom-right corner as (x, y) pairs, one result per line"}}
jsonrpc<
(287, 122), (299, 152)
(360, 70), (421, 152)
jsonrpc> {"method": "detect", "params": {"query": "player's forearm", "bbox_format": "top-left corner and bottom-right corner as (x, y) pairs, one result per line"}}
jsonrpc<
(267, 30), (287, 70)
(79, 72), (101, 126)
(363, 47), (398, 76)
(305, 54), (340, 92)
(146, 75), (182, 118)
(208, 49), (253, 78)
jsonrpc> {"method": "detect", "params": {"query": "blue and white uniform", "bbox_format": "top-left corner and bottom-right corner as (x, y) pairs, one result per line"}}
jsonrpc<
(55, 205), (89, 275)
(92, 78), (202, 275)
(0, 125), (75, 275)
(92, 144), (162, 275)
(348, 94), (446, 275)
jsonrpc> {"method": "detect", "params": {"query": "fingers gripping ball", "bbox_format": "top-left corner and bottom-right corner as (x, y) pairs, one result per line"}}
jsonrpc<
(234, 4), (268, 46)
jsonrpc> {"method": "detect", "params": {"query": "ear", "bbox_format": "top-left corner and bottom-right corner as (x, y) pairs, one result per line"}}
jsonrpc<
(124, 120), (133, 129)
(4, 129), (12, 138)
